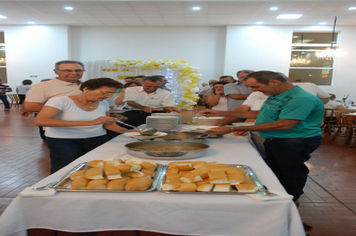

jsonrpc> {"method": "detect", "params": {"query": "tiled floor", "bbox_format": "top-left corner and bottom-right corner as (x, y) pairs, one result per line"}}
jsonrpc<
(1, 106), (356, 235)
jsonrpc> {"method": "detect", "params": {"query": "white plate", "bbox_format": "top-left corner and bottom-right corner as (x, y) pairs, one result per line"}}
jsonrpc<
(123, 132), (168, 140)
(232, 122), (255, 127)
(181, 125), (218, 132)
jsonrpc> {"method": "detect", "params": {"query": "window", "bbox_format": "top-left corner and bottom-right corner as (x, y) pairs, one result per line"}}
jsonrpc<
(288, 32), (339, 85)
(0, 31), (7, 82)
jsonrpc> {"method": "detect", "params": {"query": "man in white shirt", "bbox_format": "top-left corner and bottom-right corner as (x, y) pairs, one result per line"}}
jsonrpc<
(22, 60), (84, 139)
(121, 76), (180, 128)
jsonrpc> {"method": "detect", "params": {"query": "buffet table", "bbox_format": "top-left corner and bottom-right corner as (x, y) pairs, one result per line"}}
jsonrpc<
(0, 132), (305, 236)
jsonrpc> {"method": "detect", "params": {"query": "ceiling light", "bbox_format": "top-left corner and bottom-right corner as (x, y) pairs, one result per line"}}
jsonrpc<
(277, 14), (302, 19)
(270, 7), (278, 11)
(64, 6), (74, 11)
(256, 22), (263, 25)
(27, 21), (35, 24)
(348, 7), (356, 10)
(319, 22), (327, 25)
(192, 6), (201, 11)
(0, 15), (7, 19)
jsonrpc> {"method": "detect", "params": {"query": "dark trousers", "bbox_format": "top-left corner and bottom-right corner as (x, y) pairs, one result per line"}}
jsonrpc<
(263, 135), (322, 201)
(46, 135), (108, 174)
(0, 94), (10, 109)
(18, 94), (26, 104)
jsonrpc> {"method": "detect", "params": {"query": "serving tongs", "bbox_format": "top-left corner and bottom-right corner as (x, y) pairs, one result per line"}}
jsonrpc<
(116, 120), (157, 136)
(33, 163), (87, 190)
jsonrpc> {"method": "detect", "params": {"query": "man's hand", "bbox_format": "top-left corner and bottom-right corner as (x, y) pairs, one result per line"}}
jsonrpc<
(198, 109), (225, 117)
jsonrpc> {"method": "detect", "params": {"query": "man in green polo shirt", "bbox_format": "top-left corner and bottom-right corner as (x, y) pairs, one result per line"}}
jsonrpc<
(199, 71), (324, 202)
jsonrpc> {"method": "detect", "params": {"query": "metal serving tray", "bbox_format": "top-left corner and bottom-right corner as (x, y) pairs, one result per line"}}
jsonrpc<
(157, 164), (266, 194)
(50, 162), (165, 192)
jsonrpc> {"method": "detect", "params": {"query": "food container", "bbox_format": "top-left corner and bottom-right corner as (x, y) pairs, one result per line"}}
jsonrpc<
(146, 116), (179, 131)
(197, 116), (225, 125)
(151, 113), (182, 124)
(125, 141), (210, 160)
(154, 131), (208, 143)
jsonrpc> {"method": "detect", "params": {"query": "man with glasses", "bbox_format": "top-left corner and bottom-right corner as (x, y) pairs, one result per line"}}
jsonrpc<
(22, 60), (85, 139)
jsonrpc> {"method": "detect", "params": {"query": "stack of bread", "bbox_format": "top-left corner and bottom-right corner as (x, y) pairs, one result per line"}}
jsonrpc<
(69, 157), (156, 191)
(161, 161), (258, 193)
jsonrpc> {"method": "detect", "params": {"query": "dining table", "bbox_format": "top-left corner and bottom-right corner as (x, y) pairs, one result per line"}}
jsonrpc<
(0, 128), (305, 236)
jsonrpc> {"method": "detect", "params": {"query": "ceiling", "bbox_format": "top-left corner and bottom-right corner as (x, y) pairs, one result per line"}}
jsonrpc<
(0, 0), (356, 27)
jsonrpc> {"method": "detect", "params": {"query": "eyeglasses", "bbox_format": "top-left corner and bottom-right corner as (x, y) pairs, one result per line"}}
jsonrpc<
(98, 89), (116, 95)
(57, 69), (85, 73)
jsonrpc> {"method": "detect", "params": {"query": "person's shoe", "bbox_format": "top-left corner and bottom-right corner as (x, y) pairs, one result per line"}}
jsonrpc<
(4, 108), (10, 111)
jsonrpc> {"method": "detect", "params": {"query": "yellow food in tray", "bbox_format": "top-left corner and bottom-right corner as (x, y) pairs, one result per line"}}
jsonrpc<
(69, 158), (157, 191)
(161, 161), (257, 193)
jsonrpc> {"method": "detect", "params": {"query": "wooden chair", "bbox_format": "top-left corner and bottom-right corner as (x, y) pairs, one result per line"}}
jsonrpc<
(320, 108), (336, 135)
(7, 94), (20, 108)
(331, 110), (352, 141)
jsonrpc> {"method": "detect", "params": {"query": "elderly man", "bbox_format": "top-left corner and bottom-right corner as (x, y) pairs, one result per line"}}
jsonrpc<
(120, 75), (180, 127)
(224, 70), (254, 111)
(22, 60), (84, 139)
(200, 71), (324, 202)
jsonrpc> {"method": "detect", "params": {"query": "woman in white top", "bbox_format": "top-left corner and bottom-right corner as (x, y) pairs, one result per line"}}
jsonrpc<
(16, 79), (32, 104)
(205, 81), (228, 111)
(35, 77), (131, 173)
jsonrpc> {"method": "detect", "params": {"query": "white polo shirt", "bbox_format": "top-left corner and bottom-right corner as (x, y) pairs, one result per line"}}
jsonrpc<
(123, 86), (176, 110)
(25, 78), (81, 104)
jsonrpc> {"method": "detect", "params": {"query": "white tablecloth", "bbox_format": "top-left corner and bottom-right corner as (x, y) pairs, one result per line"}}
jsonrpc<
(0, 133), (305, 236)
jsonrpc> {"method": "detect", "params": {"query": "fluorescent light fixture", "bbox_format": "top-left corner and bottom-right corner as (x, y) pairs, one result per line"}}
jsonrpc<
(0, 15), (7, 19)
(348, 7), (356, 10)
(270, 7), (278, 11)
(277, 14), (302, 19)
(256, 21), (263, 25)
(192, 6), (201, 11)
(64, 6), (74, 11)
(27, 21), (35, 24)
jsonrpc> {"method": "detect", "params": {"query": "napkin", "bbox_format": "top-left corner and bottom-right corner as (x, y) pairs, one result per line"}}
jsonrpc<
(19, 187), (56, 197)
(246, 190), (293, 201)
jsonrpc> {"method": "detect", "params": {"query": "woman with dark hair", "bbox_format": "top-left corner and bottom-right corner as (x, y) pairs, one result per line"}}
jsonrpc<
(35, 77), (131, 173)
(205, 81), (228, 110)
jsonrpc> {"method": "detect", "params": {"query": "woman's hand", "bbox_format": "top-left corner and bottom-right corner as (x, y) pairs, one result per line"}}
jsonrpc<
(198, 109), (225, 117)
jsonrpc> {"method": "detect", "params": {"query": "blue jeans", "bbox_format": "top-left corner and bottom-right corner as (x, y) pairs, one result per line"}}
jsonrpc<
(46, 135), (108, 174)
(0, 94), (10, 109)
(263, 135), (322, 201)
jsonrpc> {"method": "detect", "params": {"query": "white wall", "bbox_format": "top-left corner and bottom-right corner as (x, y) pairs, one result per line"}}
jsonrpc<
(69, 26), (226, 83)
(1, 25), (69, 89)
(224, 25), (356, 101)
(1, 24), (356, 101)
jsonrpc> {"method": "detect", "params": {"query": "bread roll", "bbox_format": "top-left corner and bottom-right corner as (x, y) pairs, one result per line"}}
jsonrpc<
(235, 183), (257, 192)
(208, 170), (228, 184)
(107, 177), (130, 190)
(70, 175), (89, 189)
(195, 178), (211, 186)
(116, 164), (133, 173)
(86, 179), (108, 190)
(161, 182), (181, 191)
(85, 166), (104, 179)
(197, 184), (214, 192)
(70, 170), (86, 180)
(104, 163), (122, 180)
(88, 160), (104, 168)
(179, 183), (197, 192)
(227, 173), (245, 185)
(176, 162), (193, 171)
(165, 173), (181, 183)
(192, 161), (207, 169)
(125, 177), (152, 191)
(194, 166), (209, 179)
(126, 162), (142, 172)
(141, 161), (156, 171)
(167, 167), (179, 174)
(180, 170), (203, 183)
(141, 169), (155, 177)
(213, 183), (231, 193)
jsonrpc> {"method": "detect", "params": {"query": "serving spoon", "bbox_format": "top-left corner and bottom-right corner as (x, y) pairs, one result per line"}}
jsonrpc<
(116, 120), (157, 136)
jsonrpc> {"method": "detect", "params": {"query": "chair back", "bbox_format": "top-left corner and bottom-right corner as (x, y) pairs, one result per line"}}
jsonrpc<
(7, 94), (20, 107)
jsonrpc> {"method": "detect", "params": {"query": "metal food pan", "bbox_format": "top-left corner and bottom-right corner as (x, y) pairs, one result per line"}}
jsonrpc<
(157, 164), (265, 194)
(125, 141), (210, 160)
(154, 131), (209, 143)
(50, 162), (165, 192)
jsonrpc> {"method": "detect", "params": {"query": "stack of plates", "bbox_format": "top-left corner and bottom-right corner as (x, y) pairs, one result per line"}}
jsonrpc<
(146, 116), (179, 131)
